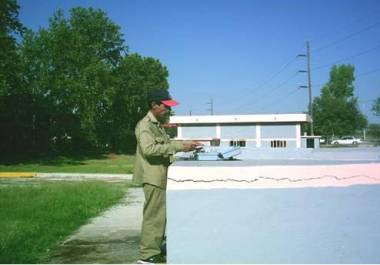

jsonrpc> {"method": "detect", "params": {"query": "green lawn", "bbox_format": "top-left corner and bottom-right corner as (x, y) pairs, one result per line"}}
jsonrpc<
(0, 154), (135, 174)
(0, 181), (130, 263)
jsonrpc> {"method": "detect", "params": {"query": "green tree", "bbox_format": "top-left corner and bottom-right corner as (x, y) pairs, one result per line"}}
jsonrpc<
(370, 97), (380, 144)
(20, 7), (127, 153)
(0, 0), (29, 155)
(108, 53), (169, 152)
(372, 97), (380, 116)
(367, 123), (380, 141)
(2, 4), (171, 155)
(0, 0), (24, 97)
(312, 64), (367, 137)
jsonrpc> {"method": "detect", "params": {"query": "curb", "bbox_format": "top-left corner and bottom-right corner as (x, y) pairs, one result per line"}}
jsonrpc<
(0, 172), (37, 178)
(0, 172), (132, 180)
(37, 173), (133, 180)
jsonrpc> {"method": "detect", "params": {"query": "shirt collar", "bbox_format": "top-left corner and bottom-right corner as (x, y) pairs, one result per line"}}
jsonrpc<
(147, 111), (159, 124)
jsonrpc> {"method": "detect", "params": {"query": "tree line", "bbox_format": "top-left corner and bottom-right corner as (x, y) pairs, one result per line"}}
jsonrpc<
(1, 1), (169, 156)
(1, 1), (379, 158)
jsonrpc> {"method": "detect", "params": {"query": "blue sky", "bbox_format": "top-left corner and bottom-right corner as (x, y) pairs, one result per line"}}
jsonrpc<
(18, 0), (380, 122)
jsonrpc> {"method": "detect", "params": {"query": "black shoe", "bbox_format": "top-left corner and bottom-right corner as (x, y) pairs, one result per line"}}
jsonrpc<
(137, 254), (166, 264)
(160, 242), (167, 256)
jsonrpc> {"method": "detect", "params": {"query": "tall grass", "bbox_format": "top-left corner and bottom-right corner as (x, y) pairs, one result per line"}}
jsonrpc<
(0, 181), (129, 263)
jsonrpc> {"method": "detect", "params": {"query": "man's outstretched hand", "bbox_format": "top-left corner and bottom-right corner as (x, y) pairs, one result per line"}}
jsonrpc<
(182, 141), (203, 152)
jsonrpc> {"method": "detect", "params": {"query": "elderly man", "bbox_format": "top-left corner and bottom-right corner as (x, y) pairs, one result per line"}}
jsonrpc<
(134, 90), (199, 264)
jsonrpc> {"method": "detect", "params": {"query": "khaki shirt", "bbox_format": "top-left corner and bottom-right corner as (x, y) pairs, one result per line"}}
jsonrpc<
(133, 111), (183, 189)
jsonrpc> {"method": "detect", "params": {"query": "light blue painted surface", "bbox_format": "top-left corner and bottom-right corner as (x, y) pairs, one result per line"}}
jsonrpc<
(173, 159), (378, 167)
(315, 138), (320, 148)
(245, 141), (256, 148)
(167, 185), (380, 264)
(261, 124), (296, 138)
(179, 123), (302, 149)
(302, 138), (306, 147)
(219, 141), (229, 147)
(237, 147), (380, 161)
(175, 147), (380, 161)
(181, 125), (216, 139)
(220, 124), (256, 139)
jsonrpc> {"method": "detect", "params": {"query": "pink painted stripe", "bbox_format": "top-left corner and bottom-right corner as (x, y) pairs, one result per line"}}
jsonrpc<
(168, 163), (380, 190)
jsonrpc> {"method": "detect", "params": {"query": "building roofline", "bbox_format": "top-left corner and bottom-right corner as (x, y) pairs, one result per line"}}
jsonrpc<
(170, 113), (311, 124)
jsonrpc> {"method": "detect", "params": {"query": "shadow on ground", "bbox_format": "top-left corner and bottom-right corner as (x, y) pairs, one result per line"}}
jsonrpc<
(43, 188), (143, 264)
(45, 236), (140, 264)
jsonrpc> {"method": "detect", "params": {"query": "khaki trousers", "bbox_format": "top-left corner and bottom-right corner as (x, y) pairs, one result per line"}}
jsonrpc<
(140, 184), (166, 259)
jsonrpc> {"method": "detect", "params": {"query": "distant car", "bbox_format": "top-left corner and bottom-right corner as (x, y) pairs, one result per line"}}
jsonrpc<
(331, 136), (361, 145)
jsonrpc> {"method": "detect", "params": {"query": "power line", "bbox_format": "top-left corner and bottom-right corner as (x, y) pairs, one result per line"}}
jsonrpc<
(262, 68), (380, 115)
(253, 56), (299, 91)
(228, 19), (379, 115)
(313, 82), (326, 89)
(241, 44), (306, 97)
(220, 42), (308, 114)
(261, 86), (303, 112)
(230, 56), (298, 103)
(224, 49), (303, 113)
(253, 66), (380, 117)
(258, 64), (380, 117)
(231, 71), (300, 112)
(305, 66), (380, 94)
(260, 71), (299, 98)
(309, 7), (380, 46)
(356, 66), (380, 77)
(313, 43), (380, 71)
(313, 21), (380, 53)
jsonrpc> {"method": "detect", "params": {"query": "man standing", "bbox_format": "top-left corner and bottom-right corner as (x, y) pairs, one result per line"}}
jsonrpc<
(134, 90), (199, 264)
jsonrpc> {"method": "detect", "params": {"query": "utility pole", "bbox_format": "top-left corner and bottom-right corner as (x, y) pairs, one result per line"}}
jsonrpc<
(298, 41), (314, 135)
(306, 41), (314, 136)
(207, 98), (214, 115)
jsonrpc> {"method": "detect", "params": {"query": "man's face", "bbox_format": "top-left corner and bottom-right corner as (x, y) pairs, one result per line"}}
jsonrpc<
(152, 102), (171, 123)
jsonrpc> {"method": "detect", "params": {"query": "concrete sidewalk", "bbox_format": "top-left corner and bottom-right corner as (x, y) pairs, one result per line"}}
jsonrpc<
(47, 188), (144, 264)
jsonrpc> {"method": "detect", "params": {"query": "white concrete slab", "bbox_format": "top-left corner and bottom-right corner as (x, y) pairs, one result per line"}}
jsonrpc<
(167, 147), (380, 263)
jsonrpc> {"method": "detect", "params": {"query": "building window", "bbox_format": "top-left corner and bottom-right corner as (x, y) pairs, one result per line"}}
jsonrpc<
(230, 140), (246, 147)
(270, 140), (287, 148)
(210, 138), (221, 146)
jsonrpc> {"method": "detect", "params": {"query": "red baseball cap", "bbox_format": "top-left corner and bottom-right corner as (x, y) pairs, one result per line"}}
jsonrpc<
(148, 90), (179, 107)
(161, 99), (179, 107)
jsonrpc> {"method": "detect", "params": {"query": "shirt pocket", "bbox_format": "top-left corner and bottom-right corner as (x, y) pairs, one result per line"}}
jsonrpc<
(155, 137), (166, 144)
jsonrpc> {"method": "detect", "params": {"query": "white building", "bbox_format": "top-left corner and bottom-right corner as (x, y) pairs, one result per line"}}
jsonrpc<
(170, 113), (317, 149)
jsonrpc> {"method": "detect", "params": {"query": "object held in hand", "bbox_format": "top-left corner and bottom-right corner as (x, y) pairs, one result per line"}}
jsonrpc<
(195, 145), (204, 151)
(179, 146), (241, 161)
(196, 146), (241, 161)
